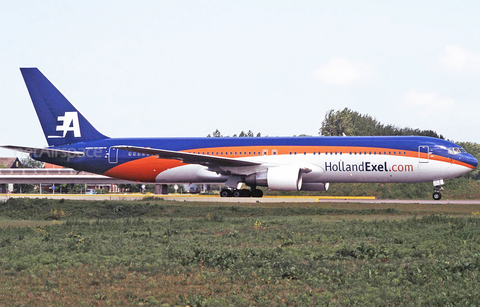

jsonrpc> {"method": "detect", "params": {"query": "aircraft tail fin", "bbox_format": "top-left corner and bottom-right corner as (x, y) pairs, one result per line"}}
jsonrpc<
(20, 68), (108, 146)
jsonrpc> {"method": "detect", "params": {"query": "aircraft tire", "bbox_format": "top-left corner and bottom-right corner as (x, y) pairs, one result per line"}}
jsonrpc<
(220, 189), (232, 197)
(241, 189), (252, 197)
(251, 189), (263, 198)
(232, 189), (251, 197)
(433, 192), (442, 200)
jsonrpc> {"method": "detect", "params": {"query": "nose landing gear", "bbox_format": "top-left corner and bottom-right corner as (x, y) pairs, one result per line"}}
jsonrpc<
(433, 180), (444, 200)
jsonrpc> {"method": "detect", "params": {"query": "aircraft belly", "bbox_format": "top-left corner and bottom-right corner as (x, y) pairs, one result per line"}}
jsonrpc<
(413, 160), (472, 181)
(156, 164), (228, 184)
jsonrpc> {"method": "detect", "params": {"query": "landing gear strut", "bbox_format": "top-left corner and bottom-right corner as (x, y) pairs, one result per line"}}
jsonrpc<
(432, 179), (445, 201)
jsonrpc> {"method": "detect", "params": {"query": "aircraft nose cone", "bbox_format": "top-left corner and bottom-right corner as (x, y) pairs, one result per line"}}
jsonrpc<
(467, 154), (478, 168)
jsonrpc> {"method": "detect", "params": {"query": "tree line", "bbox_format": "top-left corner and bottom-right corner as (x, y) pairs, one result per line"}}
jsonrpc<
(208, 108), (445, 139)
(207, 129), (261, 137)
(319, 108), (444, 138)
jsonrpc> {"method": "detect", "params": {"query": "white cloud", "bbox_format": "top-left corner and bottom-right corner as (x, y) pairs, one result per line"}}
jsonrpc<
(311, 57), (374, 85)
(402, 90), (455, 112)
(438, 45), (480, 72)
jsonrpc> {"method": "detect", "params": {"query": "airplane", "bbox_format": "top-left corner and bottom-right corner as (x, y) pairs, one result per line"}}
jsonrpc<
(2, 68), (478, 200)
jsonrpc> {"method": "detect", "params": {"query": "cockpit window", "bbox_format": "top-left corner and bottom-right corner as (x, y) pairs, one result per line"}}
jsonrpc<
(448, 147), (466, 155)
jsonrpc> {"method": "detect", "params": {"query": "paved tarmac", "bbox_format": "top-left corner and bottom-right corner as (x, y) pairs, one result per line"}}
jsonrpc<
(2, 193), (480, 205)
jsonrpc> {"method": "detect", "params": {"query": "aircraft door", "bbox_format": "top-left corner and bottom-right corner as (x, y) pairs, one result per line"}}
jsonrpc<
(418, 146), (429, 163)
(108, 147), (118, 164)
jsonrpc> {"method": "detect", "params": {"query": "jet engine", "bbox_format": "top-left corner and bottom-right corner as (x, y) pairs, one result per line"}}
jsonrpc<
(245, 166), (303, 191)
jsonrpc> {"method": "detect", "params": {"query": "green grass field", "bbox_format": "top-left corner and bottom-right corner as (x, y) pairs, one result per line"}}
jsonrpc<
(1, 198), (480, 306)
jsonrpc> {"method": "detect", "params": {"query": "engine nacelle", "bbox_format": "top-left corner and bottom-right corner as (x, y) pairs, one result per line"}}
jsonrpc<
(300, 182), (329, 191)
(245, 166), (303, 191)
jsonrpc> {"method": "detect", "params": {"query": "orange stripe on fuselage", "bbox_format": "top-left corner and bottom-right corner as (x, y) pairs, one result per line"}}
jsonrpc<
(183, 145), (416, 157)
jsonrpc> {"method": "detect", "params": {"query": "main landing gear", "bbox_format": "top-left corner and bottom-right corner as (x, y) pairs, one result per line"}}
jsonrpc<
(220, 188), (264, 198)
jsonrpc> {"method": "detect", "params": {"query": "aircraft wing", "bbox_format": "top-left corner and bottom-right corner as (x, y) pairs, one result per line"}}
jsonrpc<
(113, 145), (261, 167)
(1, 145), (85, 158)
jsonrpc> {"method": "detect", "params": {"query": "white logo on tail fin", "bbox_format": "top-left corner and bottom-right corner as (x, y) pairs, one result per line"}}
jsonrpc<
(47, 112), (81, 138)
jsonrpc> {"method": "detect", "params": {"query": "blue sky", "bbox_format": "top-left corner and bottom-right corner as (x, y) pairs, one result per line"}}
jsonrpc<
(1, 1), (480, 157)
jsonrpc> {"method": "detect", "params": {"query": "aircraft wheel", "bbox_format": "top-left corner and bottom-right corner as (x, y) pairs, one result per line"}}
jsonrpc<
(233, 189), (251, 197)
(251, 189), (263, 198)
(241, 189), (252, 197)
(220, 189), (232, 197)
(433, 192), (442, 200)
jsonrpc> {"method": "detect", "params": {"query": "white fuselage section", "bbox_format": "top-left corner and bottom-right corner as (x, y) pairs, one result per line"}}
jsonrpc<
(155, 152), (470, 187)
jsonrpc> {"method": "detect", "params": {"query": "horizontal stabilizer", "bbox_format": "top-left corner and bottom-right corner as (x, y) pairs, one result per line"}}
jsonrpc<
(1, 145), (85, 158)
